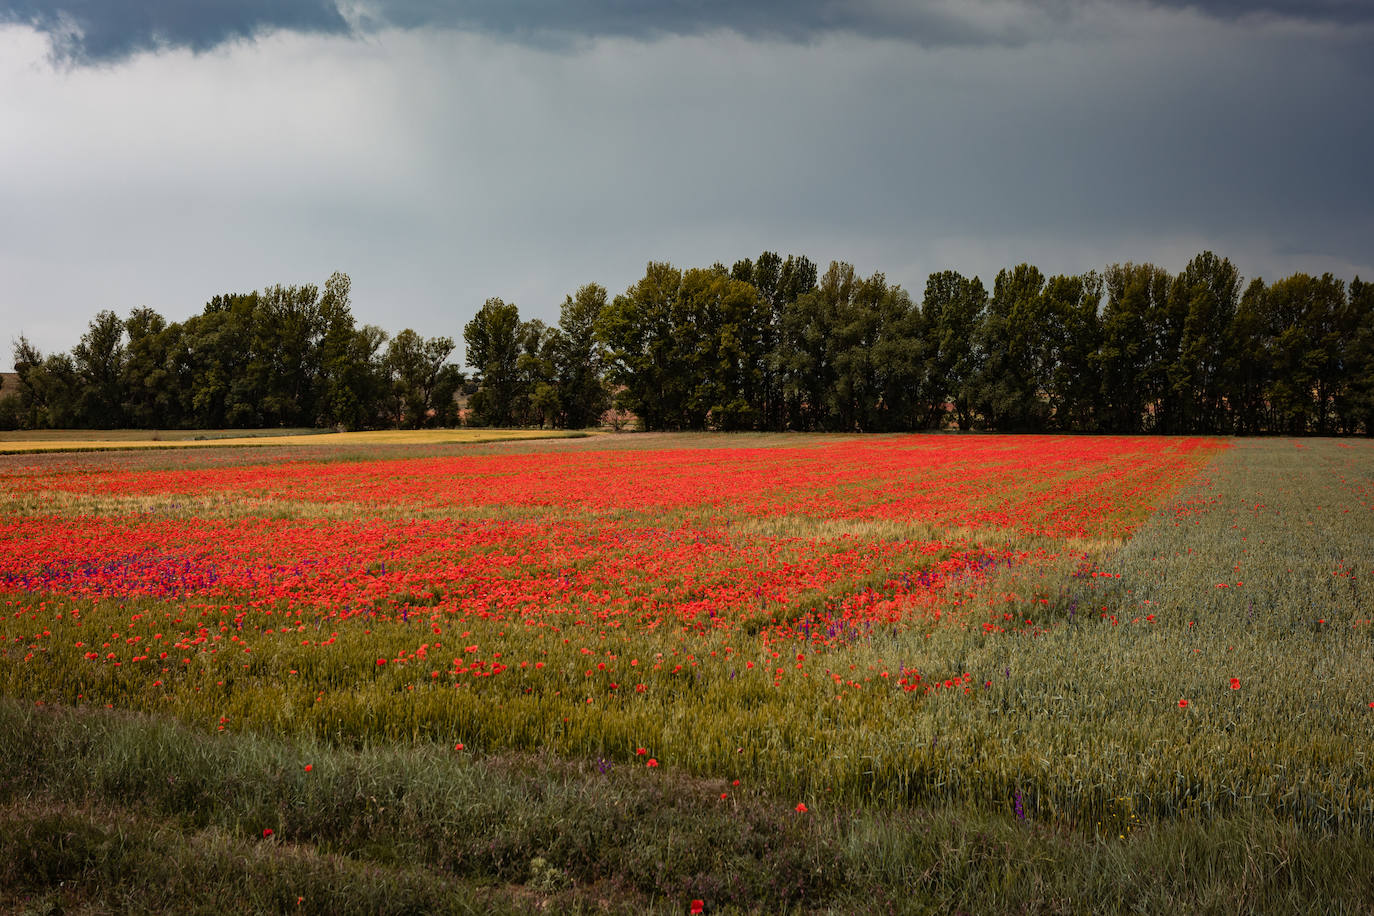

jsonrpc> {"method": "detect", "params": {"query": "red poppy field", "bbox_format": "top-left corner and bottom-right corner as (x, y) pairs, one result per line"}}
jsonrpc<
(1, 434), (1217, 732)
(3, 433), (1373, 913)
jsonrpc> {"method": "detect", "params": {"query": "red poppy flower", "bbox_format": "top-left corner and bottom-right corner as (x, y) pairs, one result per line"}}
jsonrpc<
(1229, 678), (1240, 690)
(795, 802), (808, 813)
(262, 828), (273, 838)
(690, 901), (704, 915)
(646, 758), (659, 768)
(1178, 699), (1188, 708)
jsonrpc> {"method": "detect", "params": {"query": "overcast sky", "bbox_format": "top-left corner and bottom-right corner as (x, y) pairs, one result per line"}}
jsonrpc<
(2, 0), (1371, 371)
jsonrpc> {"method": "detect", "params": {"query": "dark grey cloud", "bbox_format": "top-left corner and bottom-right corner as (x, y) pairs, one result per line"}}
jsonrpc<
(0, 0), (350, 63)
(9, 0), (1374, 65)
(1152, 0), (1374, 25)
(366, 0), (1050, 48)
(376, 0), (1374, 40)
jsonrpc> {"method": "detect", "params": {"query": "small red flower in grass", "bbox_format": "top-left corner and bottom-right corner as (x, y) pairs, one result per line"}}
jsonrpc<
(646, 758), (659, 768)
(1230, 678), (1240, 690)
(720, 792), (728, 800)
(262, 828), (273, 838)
(690, 900), (704, 915)
(454, 743), (465, 751)
(636, 747), (647, 756)
(303, 764), (313, 772)
(1178, 699), (1189, 708)
(795, 802), (808, 813)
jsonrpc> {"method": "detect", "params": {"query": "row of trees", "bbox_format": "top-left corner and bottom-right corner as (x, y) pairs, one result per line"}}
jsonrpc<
(5, 252), (1373, 434)
(2, 273), (461, 430)
(464, 251), (1374, 436)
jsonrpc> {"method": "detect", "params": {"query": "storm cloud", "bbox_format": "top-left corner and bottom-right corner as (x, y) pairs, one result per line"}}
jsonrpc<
(6, 0), (1374, 64)
(0, 0), (349, 62)
(0, 1), (1371, 370)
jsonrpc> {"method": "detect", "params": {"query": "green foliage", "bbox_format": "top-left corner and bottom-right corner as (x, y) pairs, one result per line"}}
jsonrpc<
(775, 262), (921, 431)
(599, 262), (687, 430)
(1170, 252), (1240, 434)
(918, 271), (986, 431)
(1227, 277), (1272, 435)
(177, 293), (260, 427)
(464, 297), (523, 427)
(973, 264), (1049, 431)
(6, 336), (80, 428)
(599, 263), (768, 431)
(1256, 272), (1347, 435)
(554, 283), (610, 429)
(679, 266), (768, 431)
(1337, 277), (1374, 433)
(316, 272), (392, 431)
(250, 283), (325, 426)
(730, 252), (818, 430)
(70, 309), (128, 427)
(1041, 271), (1103, 430)
(384, 329), (461, 428)
(513, 318), (560, 428)
(1099, 262), (1173, 433)
(122, 306), (179, 429)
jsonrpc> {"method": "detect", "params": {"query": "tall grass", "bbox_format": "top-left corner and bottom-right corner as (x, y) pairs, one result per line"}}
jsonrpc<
(4, 699), (1373, 914)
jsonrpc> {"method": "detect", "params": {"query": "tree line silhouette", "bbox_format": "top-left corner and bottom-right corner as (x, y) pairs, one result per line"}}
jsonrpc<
(4, 251), (1371, 434)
